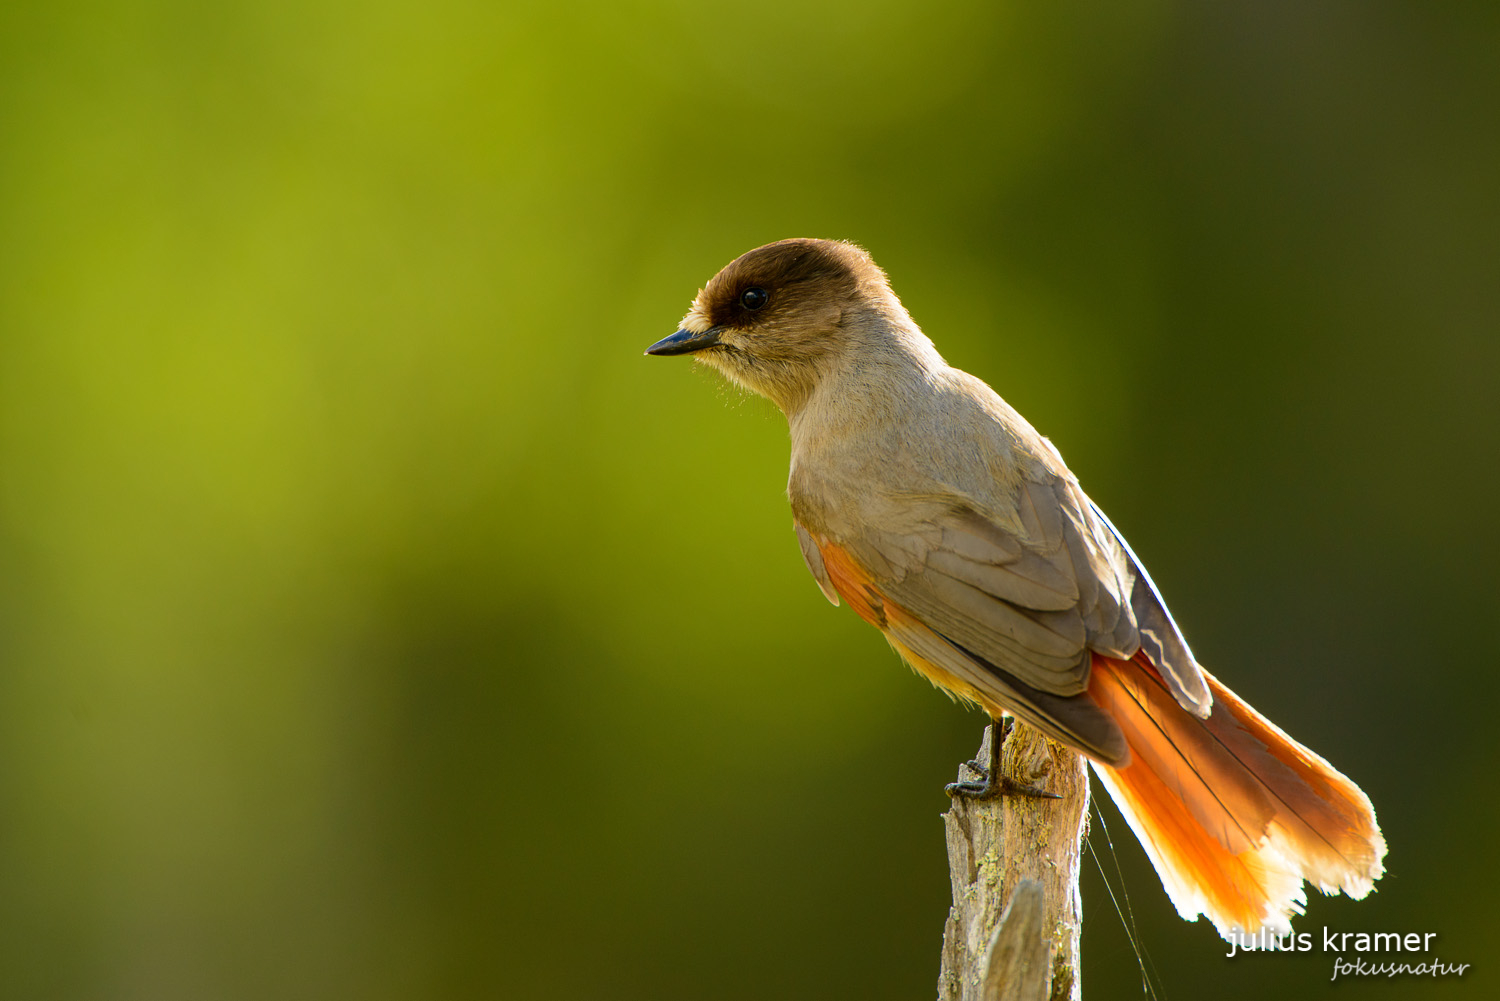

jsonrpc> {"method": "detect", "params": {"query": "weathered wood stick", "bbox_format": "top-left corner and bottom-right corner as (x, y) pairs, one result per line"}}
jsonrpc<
(937, 721), (1090, 1001)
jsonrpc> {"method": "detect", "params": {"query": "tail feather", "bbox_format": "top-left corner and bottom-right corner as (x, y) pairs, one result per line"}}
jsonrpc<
(1089, 652), (1386, 937)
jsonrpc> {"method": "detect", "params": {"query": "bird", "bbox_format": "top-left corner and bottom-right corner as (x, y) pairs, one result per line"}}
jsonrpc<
(644, 238), (1386, 940)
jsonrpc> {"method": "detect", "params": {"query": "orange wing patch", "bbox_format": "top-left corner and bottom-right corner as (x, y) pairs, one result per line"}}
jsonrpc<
(815, 541), (887, 627)
(817, 540), (999, 710)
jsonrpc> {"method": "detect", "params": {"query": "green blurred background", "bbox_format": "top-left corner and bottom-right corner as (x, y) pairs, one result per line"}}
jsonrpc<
(1, 1), (1496, 998)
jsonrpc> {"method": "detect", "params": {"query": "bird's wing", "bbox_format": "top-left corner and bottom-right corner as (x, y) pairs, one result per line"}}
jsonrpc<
(843, 474), (1139, 696)
(795, 470), (1211, 763)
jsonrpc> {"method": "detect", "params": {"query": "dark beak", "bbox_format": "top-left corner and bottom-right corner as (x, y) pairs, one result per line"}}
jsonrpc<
(644, 327), (722, 356)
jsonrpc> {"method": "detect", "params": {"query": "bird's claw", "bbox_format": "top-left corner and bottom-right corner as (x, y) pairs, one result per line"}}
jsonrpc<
(946, 720), (1059, 801)
(945, 771), (1060, 801)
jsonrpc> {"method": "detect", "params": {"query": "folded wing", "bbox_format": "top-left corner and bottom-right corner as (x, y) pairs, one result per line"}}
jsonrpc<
(802, 470), (1188, 764)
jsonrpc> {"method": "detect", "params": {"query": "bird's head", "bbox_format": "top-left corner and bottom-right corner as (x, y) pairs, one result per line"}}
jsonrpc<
(645, 238), (905, 413)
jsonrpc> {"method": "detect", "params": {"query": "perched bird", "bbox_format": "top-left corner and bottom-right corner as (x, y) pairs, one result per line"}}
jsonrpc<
(645, 238), (1386, 939)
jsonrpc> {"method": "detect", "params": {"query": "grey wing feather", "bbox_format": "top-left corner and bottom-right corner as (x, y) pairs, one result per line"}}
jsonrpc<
(885, 611), (1129, 764)
(830, 460), (1211, 731)
(1087, 500), (1212, 715)
(795, 523), (840, 606)
(863, 471), (1210, 723)
(867, 478), (1107, 697)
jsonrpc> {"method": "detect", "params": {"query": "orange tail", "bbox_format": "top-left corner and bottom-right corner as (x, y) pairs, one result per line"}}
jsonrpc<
(1088, 652), (1386, 936)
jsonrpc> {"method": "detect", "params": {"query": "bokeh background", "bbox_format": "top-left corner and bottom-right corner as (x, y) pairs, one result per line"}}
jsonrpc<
(2, 1), (1496, 998)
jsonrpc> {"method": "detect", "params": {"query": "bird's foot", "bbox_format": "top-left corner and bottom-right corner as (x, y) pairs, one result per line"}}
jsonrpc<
(944, 719), (1059, 801)
(945, 770), (1060, 801)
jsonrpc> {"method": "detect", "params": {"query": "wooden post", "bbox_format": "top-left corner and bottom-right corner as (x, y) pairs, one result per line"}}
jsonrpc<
(937, 721), (1090, 1001)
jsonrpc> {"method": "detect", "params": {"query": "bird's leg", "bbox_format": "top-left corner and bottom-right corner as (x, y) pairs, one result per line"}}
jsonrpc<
(945, 717), (1059, 801)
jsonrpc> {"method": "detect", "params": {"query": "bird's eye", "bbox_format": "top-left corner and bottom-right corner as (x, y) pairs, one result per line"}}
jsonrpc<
(740, 287), (768, 311)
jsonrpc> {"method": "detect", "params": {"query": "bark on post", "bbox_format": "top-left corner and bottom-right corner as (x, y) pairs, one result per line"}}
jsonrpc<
(937, 720), (1090, 1001)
